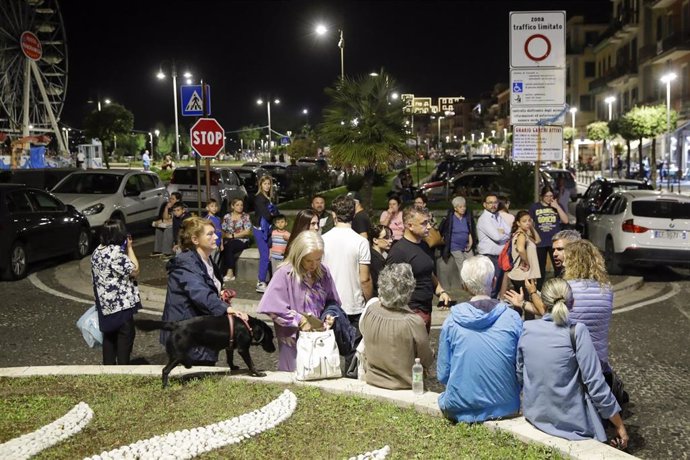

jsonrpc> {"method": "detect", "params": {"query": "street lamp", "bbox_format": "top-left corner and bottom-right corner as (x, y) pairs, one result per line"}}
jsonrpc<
(154, 129), (160, 158)
(569, 107), (578, 166)
(315, 24), (345, 80)
(604, 96), (616, 121)
(257, 97), (280, 156)
(148, 132), (154, 159)
(660, 72), (677, 165)
(62, 127), (71, 152)
(157, 61), (192, 160)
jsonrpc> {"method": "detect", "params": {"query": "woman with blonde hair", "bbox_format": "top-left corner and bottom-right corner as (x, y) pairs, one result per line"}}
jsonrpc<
(257, 230), (354, 371)
(160, 217), (247, 366)
(562, 239), (613, 374)
(252, 175), (278, 293)
(517, 277), (628, 448)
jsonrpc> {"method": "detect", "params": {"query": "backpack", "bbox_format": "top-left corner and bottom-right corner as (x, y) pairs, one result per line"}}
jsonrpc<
(498, 238), (514, 272)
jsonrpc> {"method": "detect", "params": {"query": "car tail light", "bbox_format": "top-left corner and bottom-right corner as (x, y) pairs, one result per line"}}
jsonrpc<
(621, 219), (649, 233)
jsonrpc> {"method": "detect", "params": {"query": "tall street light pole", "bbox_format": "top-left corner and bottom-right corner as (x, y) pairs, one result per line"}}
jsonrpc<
(604, 96), (616, 121)
(604, 96), (616, 177)
(569, 107), (578, 167)
(660, 72), (677, 166)
(315, 25), (345, 81)
(157, 61), (192, 160)
(257, 97), (280, 160)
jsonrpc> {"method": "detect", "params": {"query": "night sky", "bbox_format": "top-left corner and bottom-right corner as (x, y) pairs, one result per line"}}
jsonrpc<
(58, 0), (611, 137)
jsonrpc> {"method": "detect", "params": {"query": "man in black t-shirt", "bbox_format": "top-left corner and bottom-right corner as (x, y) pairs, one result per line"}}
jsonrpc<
(386, 206), (451, 332)
(347, 191), (371, 239)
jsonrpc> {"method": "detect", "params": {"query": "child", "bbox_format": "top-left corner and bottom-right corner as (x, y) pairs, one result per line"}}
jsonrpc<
(170, 202), (192, 256)
(270, 214), (290, 271)
(204, 198), (223, 266)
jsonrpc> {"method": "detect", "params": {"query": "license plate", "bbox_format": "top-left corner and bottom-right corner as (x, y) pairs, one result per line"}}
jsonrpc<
(652, 230), (687, 240)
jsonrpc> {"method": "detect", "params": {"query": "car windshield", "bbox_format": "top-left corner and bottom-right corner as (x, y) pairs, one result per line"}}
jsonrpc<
(632, 200), (690, 219)
(53, 173), (122, 194)
(170, 169), (220, 185)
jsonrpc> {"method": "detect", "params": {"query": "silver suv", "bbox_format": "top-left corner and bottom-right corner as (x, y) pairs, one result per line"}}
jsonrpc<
(167, 167), (247, 213)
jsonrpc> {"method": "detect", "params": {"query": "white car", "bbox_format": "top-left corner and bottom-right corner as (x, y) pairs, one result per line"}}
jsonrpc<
(586, 190), (690, 274)
(52, 169), (168, 231)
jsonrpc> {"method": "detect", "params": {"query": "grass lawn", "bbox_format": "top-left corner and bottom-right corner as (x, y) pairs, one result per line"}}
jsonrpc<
(0, 375), (562, 459)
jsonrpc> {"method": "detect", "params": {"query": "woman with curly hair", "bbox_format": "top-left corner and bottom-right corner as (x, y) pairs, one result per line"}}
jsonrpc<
(562, 239), (613, 374)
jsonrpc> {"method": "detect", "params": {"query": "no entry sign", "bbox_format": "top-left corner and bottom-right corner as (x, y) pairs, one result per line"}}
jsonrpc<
(20, 31), (42, 61)
(190, 118), (225, 158)
(510, 12), (565, 68)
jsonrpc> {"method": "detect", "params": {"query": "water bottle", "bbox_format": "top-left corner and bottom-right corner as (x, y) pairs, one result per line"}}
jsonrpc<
(412, 358), (424, 395)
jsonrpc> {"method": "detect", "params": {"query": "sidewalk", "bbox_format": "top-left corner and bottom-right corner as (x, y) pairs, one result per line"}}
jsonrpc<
(0, 365), (637, 459)
(63, 237), (645, 326)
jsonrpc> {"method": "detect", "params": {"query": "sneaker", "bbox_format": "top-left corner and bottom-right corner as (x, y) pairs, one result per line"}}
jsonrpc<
(255, 282), (267, 293)
(150, 252), (162, 257)
(223, 275), (236, 282)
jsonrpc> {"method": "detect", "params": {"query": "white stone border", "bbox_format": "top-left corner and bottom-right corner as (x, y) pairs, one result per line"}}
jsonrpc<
(0, 402), (93, 460)
(349, 445), (391, 460)
(84, 390), (297, 460)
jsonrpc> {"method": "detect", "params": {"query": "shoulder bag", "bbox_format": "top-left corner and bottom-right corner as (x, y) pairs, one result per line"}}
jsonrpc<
(295, 329), (342, 381)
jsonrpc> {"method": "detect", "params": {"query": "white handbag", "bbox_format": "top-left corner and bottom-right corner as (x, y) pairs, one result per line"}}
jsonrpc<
(295, 330), (342, 381)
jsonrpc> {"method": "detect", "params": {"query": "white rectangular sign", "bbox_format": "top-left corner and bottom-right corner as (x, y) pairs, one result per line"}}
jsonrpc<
(510, 11), (566, 68)
(510, 68), (565, 105)
(510, 105), (566, 125)
(512, 125), (563, 162)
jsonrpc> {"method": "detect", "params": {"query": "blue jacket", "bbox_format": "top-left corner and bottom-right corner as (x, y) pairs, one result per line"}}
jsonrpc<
(567, 280), (613, 373)
(437, 299), (522, 423)
(517, 317), (620, 442)
(160, 250), (228, 363)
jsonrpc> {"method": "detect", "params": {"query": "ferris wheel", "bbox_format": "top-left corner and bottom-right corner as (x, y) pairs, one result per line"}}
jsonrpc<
(0, 0), (68, 151)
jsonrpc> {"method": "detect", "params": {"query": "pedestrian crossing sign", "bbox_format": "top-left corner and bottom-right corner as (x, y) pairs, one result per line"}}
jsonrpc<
(180, 85), (211, 116)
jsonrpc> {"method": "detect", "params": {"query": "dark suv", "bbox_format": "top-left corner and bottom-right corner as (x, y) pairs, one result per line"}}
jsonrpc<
(575, 177), (652, 235)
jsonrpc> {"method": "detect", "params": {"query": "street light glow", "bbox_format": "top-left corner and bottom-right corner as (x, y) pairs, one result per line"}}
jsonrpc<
(391, 92), (399, 100)
(183, 71), (192, 79)
(569, 107), (577, 114)
(156, 70), (165, 79)
(154, 129), (160, 136)
(315, 24), (327, 35)
(660, 72), (677, 84)
(257, 98), (263, 105)
(104, 99), (111, 105)
(302, 108), (308, 114)
(604, 96), (616, 104)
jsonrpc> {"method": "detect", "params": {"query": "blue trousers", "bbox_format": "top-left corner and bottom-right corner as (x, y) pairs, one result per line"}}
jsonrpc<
(253, 227), (270, 283)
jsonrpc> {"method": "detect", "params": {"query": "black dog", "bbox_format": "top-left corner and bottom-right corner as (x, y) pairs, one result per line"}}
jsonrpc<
(135, 314), (275, 388)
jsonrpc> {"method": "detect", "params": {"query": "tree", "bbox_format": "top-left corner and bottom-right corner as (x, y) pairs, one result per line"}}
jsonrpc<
(625, 105), (677, 183)
(83, 103), (134, 168)
(238, 125), (261, 151)
(115, 133), (145, 158)
(319, 70), (412, 208)
(563, 127), (576, 167)
(586, 121), (610, 173)
(287, 137), (318, 159)
(609, 117), (636, 178)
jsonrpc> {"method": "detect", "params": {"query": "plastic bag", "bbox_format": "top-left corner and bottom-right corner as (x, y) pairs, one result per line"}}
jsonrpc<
(76, 305), (103, 348)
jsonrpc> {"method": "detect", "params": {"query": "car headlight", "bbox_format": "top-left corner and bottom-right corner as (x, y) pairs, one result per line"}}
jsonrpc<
(82, 203), (105, 215)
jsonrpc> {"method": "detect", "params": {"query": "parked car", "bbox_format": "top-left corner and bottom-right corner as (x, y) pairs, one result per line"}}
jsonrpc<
(297, 157), (344, 187)
(540, 168), (577, 195)
(430, 156), (506, 182)
(230, 166), (277, 208)
(0, 168), (78, 191)
(260, 162), (292, 199)
(575, 178), (653, 236)
(52, 169), (168, 231)
(420, 170), (511, 202)
(167, 166), (247, 214)
(0, 184), (91, 280)
(586, 190), (690, 274)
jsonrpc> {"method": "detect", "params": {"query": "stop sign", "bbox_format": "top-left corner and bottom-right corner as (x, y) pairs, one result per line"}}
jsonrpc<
(190, 118), (225, 157)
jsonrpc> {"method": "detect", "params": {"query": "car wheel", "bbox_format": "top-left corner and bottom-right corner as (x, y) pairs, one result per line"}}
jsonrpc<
(73, 227), (91, 259)
(8, 241), (28, 280)
(604, 237), (623, 275)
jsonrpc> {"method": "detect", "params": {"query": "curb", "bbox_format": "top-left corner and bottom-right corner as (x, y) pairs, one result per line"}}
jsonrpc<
(0, 365), (637, 460)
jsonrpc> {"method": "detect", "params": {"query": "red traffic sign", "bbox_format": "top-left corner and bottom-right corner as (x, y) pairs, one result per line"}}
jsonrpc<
(190, 118), (225, 157)
(20, 31), (42, 61)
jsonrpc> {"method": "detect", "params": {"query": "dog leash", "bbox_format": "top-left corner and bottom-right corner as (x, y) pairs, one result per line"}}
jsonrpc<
(227, 313), (253, 349)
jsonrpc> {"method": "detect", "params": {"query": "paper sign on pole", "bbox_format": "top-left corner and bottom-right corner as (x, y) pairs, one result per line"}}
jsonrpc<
(512, 125), (563, 162)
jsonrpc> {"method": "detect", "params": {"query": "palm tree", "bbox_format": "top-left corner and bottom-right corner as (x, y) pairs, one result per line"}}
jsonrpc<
(319, 70), (412, 208)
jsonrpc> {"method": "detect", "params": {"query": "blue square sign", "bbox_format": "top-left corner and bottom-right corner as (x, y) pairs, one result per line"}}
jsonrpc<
(512, 81), (523, 93)
(180, 85), (211, 116)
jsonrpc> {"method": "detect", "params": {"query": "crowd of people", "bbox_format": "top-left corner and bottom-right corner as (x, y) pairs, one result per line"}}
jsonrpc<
(90, 170), (629, 451)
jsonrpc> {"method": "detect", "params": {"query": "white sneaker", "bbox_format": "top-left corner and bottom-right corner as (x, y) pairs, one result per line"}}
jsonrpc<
(255, 282), (267, 293)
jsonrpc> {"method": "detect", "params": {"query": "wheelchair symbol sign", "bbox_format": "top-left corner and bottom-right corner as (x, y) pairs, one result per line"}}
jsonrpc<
(513, 82), (523, 93)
